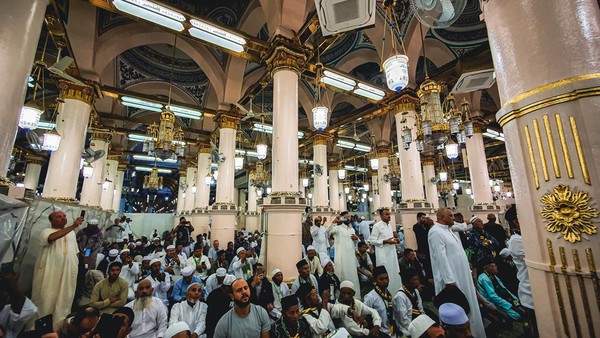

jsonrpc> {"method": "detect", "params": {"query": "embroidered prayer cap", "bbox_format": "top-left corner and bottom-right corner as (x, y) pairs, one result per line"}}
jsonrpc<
(306, 245), (316, 251)
(153, 237), (161, 242)
(236, 247), (247, 255)
(216, 268), (227, 277)
(409, 314), (436, 338)
(373, 265), (388, 276)
(149, 258), (161, 267)
(296, 259), (309, 270)
(166, 245), (176, 250)
(339, 281), (354, 290)
(119, 249), (130, 255)
(142, 255), (153, 261)
(470, 215), (481, 224)
(321, 257), (334, 269)
(295, 283), (313, 302)
(181, 266), (194, 277)
(186, 282), (202, 292)
(439, 303), (469, 325)
(87, 219), (99, 225)
(108, 249), (119, 257)
(281, 295), (299, 310)
(223, 275), (236, 286)
(271, 268), (282, 278)
(164, 322), (190, 338)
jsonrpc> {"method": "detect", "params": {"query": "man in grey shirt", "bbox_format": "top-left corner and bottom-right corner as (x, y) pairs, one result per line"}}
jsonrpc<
(214, 278), (271, 338)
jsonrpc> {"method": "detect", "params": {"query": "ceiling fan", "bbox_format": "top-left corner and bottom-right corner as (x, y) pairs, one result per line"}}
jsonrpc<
(47, 47), (84, 84)
(338, 123), (360, 142)
(234, 96), (255, 121)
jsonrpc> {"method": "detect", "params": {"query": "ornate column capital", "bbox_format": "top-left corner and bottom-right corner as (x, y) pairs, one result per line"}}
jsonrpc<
(472, 119), (487, 134)
(25, 155), (45, 165)
(328, 161), (340, 170)
(265, 35), (311, 75)
(214, 113), (240, 129)
(421, 157), (436, 166)
(198, 142), (212, 154)
(375, 146), (390, 158)
(309, 132), (333, 146)
(117, 163), (128, 171)
(392, 91), (420, 114)
(58, 80), (94, 106)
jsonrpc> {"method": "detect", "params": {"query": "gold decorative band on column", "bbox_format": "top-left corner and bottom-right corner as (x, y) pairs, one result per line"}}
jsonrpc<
(532, 119), (549, 181)
(547, 239), (570, 337)
(118, 164), (128, 171)
(215, 114), (240, 129)
(559, 246), (582, 338)
(26, 156), (45, 165)
(585, 248), (600, 314)
(310, 132), (332, 146)
(569, 116), (591, 185)
(524, 125), (540, 189)
(555, 114), (574, 179)
(265, 36), (310, 75)
(421, 158), (435, 166)
(498, 85), (600, 127)
(572, 249), (596, 338)
(543, 115), (561, 178)
(58, 80), (94, 105)
(198, 143), (212, 154)
(45, 196), (80, 203)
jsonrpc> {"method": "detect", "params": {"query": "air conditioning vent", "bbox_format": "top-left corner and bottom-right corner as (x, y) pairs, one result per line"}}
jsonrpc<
(451, 69), (496, 93)
(315, 0), (376, 36)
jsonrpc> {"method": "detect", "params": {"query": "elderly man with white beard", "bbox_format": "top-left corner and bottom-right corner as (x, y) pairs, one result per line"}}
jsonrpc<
(125, 279), (168, 338)
(169, 282), (207, 338)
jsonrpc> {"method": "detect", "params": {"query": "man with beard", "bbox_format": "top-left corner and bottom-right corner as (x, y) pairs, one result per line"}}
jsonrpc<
(169, 282), (207, 337)
(163, 245), (183, 279)
(290, 259), (319, 296)
(368, 208), (401, 294)
(210, 250), (229, 274)
(90, 261), (129, 314)
(326, 212), (361, 296)
(304, 245), (323, 277)
(207, 240), (220, 265)
(269, 268), (289, 319)
(31, 211), (83, 326)
(53, 307), (99, 338)
(269, 295), (311, 338)
(229, 247), (257, 280)
(355, 241), (374, 294)
(336, 281), (382, 337)
(214, 279), (271, 338)
(76, 218), (104, 269)
(295, 283), (353, 338)
(224, 242), (236, 263)
(310, 216), (328, 256)
(428, 208), (485, 338)
(204, 268), (230, 295)
(119, 249), (140, 300)
(125, 279), (167, 338)
(170, 267), (204, 304)
(247, 264), (274, 312)
(145, 259), (172, 307)
(205, 275), (235, 337)
(413, 212), (429, 256)
(364, 266), (396, 336)
(317, 258), (341, 304)
(467, 216), (500, 271)
(186, 243), (211, 279)
(97, 249), (120, 276)
(408, 314), (445, 338)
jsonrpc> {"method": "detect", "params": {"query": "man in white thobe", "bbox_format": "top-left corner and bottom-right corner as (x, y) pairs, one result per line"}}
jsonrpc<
(145, 259), (172, 307)
(368, 208), (402, 294)
(126, 279), (168, 338)
(428, 208), (485, 338)
(168, 282), (207, 337)
(228, 247), (257, 280)
(310, 216), (328, 256)
(269, 268), (289, 319)
(119, 249), (139, 300)
(31, 211), (83, 325)
(326, 212), (360, 296)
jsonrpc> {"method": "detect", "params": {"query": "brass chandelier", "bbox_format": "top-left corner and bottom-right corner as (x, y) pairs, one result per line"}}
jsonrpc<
(143, 166), (163, 190)
(249, 161), (270, 190)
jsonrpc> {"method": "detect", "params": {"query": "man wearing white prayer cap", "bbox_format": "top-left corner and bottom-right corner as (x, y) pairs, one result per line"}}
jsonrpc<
(145, 258), (171, 306)
(336, 280), (382, 336)
(303, 245), (323, 277)
(439, 302), (472, 338)
(228, 246), (256, 280)
(97, 248), (120, 275)
(409, 314), (445, 338)
(269, 268), (289, 319)
(169, 266), (204, 304)
(76, 217), (104, 269)
(204, 267), (231, 295)
(119, 248), (139, 301)
(163, 244), (182, 278)
(164, 321), (191, 338)
(169, 282), (207, 337)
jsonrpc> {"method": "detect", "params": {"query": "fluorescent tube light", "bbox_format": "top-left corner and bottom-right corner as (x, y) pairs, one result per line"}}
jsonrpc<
(253, 123), (303, 138)
(321, 77), (355, 91)
(135, 166), (172, 173)
(128, 134), (154, 142)
(132, 155), (178, 163)
(357, 83), (385, 96)
(167, 105), (202, 119)
(38, 121), (56, 130)
(323, 70), (356, 86)
(189, 19), (246, 53)
(121, 101), (163, 112)
(113, 0), (185, 32)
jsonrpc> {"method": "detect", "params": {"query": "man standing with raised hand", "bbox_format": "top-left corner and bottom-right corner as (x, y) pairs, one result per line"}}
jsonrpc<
(428, 208), (485, 338)
(326, 211), (361, 296)
(368, 208), (402, 294)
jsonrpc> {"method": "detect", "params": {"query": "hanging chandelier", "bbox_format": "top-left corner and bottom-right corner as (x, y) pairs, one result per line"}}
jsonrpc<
(249, 161), (270, 189)
(312, 59), (329, 131)
(387, 145), (401, 183)
(381, 2), (409, 92)
(143, 166), (163, 190)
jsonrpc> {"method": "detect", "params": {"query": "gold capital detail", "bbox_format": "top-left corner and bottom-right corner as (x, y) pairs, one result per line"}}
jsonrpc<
(198, 143), (212, 154)
(58, 80), (94, 106)
(540, 184), (598, 243)
(265, 36), (310, 75)
(311, 133), (332, 146)
(422, 158), (435, 166)
(216, 114), (239, 129)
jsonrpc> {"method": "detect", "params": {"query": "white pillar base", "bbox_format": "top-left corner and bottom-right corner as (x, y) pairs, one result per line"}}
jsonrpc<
(210, 204), (237, 245)
(245, 212), (259, 233)
(188, 211), (211, 240)
(395, 206), (435, 251)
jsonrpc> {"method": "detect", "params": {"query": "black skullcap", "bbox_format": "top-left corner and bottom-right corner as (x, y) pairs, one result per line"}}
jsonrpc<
(217, 249), (226, 256)
(108, 261), (123, 270)
(295, 283), (313, 302)
(373, 265), (388, 276)
(281, 295), (299, 310)
(194, 243), (203, 251)
(434, 286), (471, 315)
(400, 268), (419, 283)
(296, 259), (308, 270)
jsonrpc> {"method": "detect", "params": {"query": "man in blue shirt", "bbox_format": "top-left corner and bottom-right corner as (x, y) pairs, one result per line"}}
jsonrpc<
(170, 266), (206, 305)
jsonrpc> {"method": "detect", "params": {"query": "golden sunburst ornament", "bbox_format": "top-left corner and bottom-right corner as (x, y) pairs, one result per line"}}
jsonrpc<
(540, 184), (598, 243)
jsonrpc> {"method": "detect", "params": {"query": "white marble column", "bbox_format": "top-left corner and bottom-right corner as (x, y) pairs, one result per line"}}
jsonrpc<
(245, 181), (259, 233)
(339, 182), (347, 211)
(312, 137), (329, 208)
(190, 145), (212, 238)
(43, 81), (93, 201)
(211, 115), (238, 245)
(0, 0), (46, 183)
(176, 174), (186, 214)
(465, 128), (493, 205)
(112, 168), (125, 212)
(184, 167), (197, 212)
(422, 159), (439, 209)
(23, 158), (43, 190)
(100, 159), (118, 210)
(395, 105), (426, 201)
(80, 137), (109, 207)
(328, 166), (340, 213)
(377, 153), (392, 209)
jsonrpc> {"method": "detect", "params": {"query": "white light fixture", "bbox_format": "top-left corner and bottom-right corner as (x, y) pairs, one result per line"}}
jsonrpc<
(37, 121), (56, 130)
(42, 128), (62, 151)
(320, 70), (356, 91)
(445, 141), (459, 159)
(439, 171), (448, 182)
(337, 169), (346, 180)
(466, 187), (472, 195)
(121, 96), (163, 112)
(19, 106), (42, 130)
(362, 193), (367, 199)
(363, 183), (369, 192)
(344, 187), (350, 194)
(188, 19), (246, 53)
(302, 178), (309, 188)
(253, 123), (304, 138)
(256, 143), (268, 160)
(204, 173), (212, 185)
(167, 105), (203, 119)
(506, 191), (513, 198)
(112, 0), (185, 31)
(312, 106), (328, 131)
(82, 164), (94, 178)
(308, 193), (313, 199)
(132, 154), (178, 163)
(266, 187), (272, 194)
(234, 155), (244, 170)
(370, 158), (379, 170)
(494, 184), (501, 192)
(191, 185), (197, 194)
(489, 179), (494, 187)
(213, 170), (219, 180)
(134, 166), (172, 174)
(383, 54), (409, 92)
(353, 83), (385, 101)
(16, 183), (25, 188)
(452, 182), (460, 190)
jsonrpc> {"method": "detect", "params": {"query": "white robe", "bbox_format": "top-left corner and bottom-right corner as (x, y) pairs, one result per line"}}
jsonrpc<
(228, 256), (257, 280)
(169, 301), (207, 337)
(145, 274), (171, 306)
(326, 224), (360, 296)
(185, 255), (211, 279)
(310, 225), (329, 256)
(507, 233), (534, 309)
(0, 298), (37, 338)
(270, 281), (290, 319)
(31, 228), (79, 324)
(126, 297), (168, 338)
(368, 221), (402, 294)
(428, 222), (485, 338)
